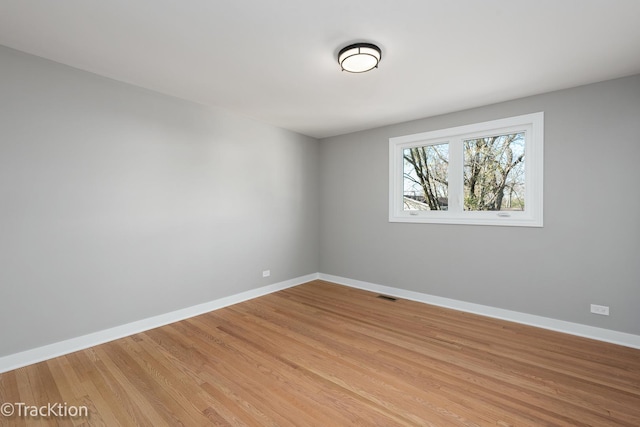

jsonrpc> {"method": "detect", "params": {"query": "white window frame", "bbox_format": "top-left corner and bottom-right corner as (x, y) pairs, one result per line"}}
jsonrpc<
(389, 112), (544, 227)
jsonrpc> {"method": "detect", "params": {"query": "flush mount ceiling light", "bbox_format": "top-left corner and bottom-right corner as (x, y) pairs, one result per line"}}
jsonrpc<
(338, 42), (382, 73)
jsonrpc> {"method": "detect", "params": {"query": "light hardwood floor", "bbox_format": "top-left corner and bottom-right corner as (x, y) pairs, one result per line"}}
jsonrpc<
(1, 280), (639, 426)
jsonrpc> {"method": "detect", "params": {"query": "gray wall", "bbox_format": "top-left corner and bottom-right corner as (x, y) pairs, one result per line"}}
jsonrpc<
(0, 46), (320, 357)
(1, 44), (638, 359)
(319, 74), (640, 335)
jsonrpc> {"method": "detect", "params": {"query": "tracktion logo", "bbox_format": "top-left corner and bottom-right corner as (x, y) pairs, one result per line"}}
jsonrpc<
(1, 402), (89, 418)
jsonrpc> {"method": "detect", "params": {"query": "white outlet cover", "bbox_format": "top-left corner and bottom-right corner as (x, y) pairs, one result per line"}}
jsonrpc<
(590, 304), (609, 316)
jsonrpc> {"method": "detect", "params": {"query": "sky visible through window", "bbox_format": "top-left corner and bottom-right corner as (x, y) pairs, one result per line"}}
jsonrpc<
(403, 132), (525, 211)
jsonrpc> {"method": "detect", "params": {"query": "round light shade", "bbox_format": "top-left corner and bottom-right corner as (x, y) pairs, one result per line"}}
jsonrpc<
(338, 43), (381, 73)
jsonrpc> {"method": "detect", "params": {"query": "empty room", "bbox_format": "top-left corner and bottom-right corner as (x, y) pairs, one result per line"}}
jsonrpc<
(1, 1), (639, 426)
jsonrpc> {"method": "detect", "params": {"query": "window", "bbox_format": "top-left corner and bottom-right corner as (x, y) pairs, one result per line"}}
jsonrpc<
(389, 112), (543, 226)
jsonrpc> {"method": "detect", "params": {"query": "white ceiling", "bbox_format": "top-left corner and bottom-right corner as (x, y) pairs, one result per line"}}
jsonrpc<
(1, 0), (639, 139)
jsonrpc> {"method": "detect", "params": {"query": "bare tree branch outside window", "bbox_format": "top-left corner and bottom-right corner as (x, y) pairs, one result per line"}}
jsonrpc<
(463, 133), (525, 211)
(403, 143), (449, 210)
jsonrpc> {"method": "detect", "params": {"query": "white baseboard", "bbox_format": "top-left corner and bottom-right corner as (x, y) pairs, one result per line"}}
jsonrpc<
(0, 273), (319, 374)
(2, 271), (638, 374)
(319, 273), (640, 350)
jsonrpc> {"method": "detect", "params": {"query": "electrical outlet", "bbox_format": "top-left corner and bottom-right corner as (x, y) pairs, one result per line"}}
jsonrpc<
(590, 304), (609, 316)
(262, 270), (270, 278)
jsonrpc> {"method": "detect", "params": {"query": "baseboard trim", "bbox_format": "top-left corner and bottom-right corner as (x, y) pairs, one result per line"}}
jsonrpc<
(319, 273), (640, 350)
(0, 273), (319, 374)
(3, 271), (638, 373)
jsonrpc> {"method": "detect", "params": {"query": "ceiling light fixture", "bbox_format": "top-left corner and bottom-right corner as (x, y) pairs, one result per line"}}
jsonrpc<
(338, 43), (381, 73)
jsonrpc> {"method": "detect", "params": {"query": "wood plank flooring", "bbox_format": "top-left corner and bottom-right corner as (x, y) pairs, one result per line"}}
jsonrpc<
(1, 280), (639, 426)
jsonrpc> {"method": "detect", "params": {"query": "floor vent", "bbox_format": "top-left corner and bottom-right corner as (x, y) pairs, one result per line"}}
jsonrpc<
(377, 295), (397, 302)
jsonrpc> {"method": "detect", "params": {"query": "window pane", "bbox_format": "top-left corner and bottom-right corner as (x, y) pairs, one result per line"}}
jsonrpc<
(403, 143), (449, 210)
(463, 133), (525, 211)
